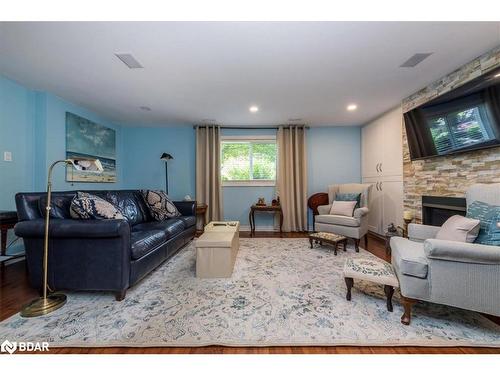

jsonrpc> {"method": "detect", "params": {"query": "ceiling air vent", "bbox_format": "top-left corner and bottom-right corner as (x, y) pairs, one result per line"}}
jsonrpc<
(400, 53), (433, 68)
(115, 53), (144, 69)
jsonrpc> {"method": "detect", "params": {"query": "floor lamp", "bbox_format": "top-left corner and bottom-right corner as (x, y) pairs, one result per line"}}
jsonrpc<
(21, 158), (103, 318)
(160, 153), (173, 195)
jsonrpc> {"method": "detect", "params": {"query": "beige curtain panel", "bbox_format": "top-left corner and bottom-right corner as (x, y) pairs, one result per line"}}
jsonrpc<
(277, 126), (308, 232)
(196, 125), (223, 222)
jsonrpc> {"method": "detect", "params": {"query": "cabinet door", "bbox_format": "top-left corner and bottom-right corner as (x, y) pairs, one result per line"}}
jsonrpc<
(381, 178), (404, 231)
(363, 178), (383, 234)
(361, 122), (383, 178)
(381, 106), (403, 177)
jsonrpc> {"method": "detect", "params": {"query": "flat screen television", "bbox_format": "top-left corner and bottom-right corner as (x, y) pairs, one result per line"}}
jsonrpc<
(404, 67), (500, 160)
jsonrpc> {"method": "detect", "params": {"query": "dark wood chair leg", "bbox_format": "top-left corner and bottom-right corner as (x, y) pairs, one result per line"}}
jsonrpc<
(384, 285), (395, 312)
(345, 277), (354, 301)
(354, 239), (360, 252)
(309, 237), (313, 249)
(115, 290), (127, 301)
(401, 296), (417, 325)
(364, 234), (368, 249)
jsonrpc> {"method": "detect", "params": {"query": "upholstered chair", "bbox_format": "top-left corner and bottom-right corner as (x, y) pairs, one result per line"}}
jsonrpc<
(315, 183), (373, 251)
(390, 183), (500, 325)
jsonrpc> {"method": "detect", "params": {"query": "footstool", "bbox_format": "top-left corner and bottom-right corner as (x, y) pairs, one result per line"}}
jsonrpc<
(308, 232), (347, 255)
(342, 257), (399, 312)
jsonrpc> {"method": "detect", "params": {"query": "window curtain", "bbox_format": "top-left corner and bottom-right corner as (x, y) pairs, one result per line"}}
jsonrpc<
(196, 125), (223, 221)
(276, 125), (308, 232)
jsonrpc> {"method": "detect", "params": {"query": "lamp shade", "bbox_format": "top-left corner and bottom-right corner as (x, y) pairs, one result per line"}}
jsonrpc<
(160, 153), (173, 160)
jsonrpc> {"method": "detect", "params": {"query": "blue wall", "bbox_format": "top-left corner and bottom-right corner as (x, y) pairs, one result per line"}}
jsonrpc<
(0, 75), (362, 232)
(0, 76), (35, 210)
(35, 92), (124, 191)
(122, 126), (195, 201)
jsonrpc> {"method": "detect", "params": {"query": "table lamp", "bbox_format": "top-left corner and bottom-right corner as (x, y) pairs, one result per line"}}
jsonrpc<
(403, 210), (414, 237)
(21, 158), (103, 318)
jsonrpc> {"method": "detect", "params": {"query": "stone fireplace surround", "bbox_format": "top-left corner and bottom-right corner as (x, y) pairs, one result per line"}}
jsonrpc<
(402, 46), (500, 223)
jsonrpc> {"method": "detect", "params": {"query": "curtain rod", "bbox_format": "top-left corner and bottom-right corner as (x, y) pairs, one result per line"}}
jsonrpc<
(193, 125), (309, 130)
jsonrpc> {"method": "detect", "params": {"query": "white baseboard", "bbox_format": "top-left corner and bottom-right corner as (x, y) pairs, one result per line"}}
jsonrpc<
(239, 225), (279, 232)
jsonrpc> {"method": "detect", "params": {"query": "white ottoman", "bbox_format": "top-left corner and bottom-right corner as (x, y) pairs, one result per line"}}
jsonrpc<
(342, 257), (399, 312)
(195, 222), (239, 278)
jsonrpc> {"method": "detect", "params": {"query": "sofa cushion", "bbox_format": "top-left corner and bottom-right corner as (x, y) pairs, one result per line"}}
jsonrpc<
(94, 191), (151, 225)
(315, 214), (360, 227)
(38, 195), (73, 219)
(141, 190), (181, 221)
(132, 218), (185, 239)
(390, 236), (429, 279)
(130, 230), (167, 260)
(70, 192), (126, 220)
(178, 215), (196, 228)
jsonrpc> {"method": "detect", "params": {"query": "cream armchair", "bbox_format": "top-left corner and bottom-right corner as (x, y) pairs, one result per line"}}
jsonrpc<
(315, 183), (372, 251)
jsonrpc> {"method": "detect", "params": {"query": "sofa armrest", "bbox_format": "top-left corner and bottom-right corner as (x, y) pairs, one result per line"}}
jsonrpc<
(424, 239), (500, 264)
(317, 204), (331, 215)
(173, 201), (196, 216)
(354, 207), (369, 218)
(15, 218), (130, 239)
(408, 223), (440, 241)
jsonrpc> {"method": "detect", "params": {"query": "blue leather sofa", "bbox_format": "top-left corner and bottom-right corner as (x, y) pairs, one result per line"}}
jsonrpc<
(14, 190), (196, 300)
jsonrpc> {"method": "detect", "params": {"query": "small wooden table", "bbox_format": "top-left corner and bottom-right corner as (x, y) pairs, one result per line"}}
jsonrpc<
(308, 232), (347, 256)
(249, 205), (283, 235)
(0, 211), (19, 268)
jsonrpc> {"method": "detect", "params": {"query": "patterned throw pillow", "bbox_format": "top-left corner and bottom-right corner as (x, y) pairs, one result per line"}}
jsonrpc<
(335, 192), (361, 209)
(141, 190), (180, 221)
(466, 201), (500, 246)
(70, 192), (126, 220)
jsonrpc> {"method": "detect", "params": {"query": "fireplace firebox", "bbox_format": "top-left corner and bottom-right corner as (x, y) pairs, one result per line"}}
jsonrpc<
(421, 196), (467, 227)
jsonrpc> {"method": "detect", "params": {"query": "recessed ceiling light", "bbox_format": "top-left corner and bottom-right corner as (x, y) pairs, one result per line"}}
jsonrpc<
(202, 118), (216, 122)
(347, 104), (357, 111)
(288, 118), (303, 122)
(249, 106), (259, 113)
(115, 53), (143, 69)
(139, 106), (151, 111)
(495, 73), (500, 78)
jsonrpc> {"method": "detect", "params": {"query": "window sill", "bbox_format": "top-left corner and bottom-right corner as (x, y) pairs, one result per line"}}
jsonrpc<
(222, 180), (276, 187)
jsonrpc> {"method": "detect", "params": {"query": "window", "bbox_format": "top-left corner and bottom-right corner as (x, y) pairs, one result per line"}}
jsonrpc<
(428, 104), (495, 155)
(221, 137), (277, 186)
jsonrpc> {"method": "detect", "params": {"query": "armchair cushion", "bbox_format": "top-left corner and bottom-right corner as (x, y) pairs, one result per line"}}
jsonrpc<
(435, 215), (480, 243)
(408, 223), (440, 242)
(424, 238), (500, 265)
(335, 192), (361, 208)
(329, 200), (357, 217)
(466, 200), (500, 246)
(315, 214), (360, 227)
(390, 236), (428, 279)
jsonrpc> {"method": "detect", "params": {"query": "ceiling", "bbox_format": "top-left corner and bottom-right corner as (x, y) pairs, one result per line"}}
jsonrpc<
(1, 22), (499, 127)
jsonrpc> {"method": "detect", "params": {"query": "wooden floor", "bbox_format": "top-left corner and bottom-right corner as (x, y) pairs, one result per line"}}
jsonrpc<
(1, 232), (498, 354)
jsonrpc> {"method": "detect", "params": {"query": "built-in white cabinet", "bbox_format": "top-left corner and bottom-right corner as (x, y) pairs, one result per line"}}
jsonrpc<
(362, 106), (404, 235)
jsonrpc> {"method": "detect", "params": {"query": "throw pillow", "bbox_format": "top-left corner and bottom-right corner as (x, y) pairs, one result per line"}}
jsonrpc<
(335, 192), (361, 208)
(141, 190), (180, 221)
(466, 201), (500, 246)
(70, 192), (125, 220)
(435, 215), (480, 243)
(329, 200), (357, 217)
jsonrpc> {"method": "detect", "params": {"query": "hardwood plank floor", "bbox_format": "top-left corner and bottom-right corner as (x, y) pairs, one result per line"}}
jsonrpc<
(1, 232), (498, 354)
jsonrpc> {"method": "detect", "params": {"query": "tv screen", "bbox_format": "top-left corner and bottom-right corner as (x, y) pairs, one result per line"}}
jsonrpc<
(404, 67), (500, 160)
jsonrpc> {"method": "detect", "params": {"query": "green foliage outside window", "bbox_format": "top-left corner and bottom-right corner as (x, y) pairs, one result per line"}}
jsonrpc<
(221, 141), (276, 181)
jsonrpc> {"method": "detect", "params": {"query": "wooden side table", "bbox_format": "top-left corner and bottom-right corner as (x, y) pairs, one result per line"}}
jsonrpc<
(249, 205), (283, 236)
(0, 211), (19, 268)
(307, 192), (329, 230)
(196, 204), (208, 235)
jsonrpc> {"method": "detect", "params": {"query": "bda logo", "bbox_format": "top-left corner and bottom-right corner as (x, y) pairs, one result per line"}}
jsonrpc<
(1, 340), (17, 354)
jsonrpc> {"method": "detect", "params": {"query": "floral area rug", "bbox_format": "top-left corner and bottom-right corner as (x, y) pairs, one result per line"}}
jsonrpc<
(1, 238), (499, 347)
